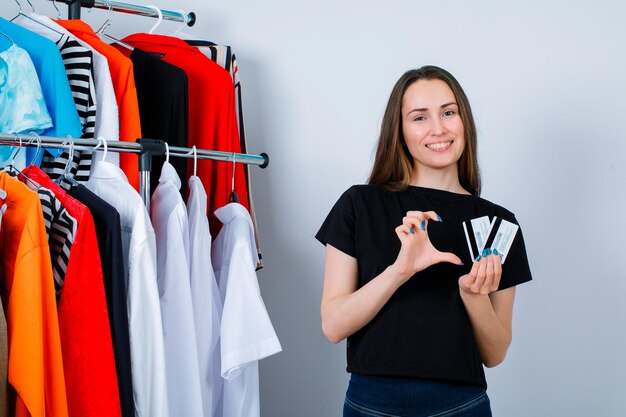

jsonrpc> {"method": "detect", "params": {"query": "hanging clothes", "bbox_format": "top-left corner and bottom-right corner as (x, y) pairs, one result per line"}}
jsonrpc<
(15, 13), (120, 148)
(22, 166), (122, 417)
(0, 290), (8, 417)
(187, 175), (223, 417)
(0, 43), (52, 135)
(23, 182), (77, 296)
(151, 162), (204, 417)
(0, 18), (82, 165)
(124, 48), (189, 197)
(0, 171), (69, 417)
(38, 32), (98, 184)
(55, 19), (142, 190)
(185, 39), (263, 268)
(120, 34), (250, 238)
(85, 160), (169, 417)
(211, 203), (281, 417)
(68, 184), (135, 417)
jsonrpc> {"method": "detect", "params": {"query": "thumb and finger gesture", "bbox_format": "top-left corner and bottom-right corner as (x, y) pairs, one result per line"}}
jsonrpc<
(394, 210), (462, 279)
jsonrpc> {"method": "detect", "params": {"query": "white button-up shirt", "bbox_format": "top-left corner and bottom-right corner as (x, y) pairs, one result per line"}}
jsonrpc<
(212, 203), (282, 417)
(86, 160), (168, 417)
(187, 176), (223, 417)
(151, 162), (204, 417)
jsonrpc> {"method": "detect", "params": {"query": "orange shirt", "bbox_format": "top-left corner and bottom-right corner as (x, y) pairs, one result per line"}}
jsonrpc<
(55, 19), (142, 191)
(0, 172), (69, 417)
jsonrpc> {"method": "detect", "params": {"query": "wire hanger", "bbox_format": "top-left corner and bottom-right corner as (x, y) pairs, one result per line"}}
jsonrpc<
(229, 153), (239, 203)
(146, 5), (163, 34)
(96, 0), (135, 51)
(51, 0), (61, 19)
(95, 136), (109, 162)
(164, 141), (170, 163)
(184, 145), (198, 177)
(56, 136), (79, 188)
(27, 131), (42, 166)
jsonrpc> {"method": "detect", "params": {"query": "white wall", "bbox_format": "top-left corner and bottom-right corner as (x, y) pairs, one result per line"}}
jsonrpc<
(3, 0), (626, 415)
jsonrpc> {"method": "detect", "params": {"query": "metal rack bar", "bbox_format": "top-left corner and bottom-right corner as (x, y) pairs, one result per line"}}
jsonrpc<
(54, 0), (196, 26)
(0, 134), (269, 208)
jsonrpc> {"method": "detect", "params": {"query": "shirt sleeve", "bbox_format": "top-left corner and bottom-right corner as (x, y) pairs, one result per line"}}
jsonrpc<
(497, 214), (533, 291)
(315, 187), (357, 258)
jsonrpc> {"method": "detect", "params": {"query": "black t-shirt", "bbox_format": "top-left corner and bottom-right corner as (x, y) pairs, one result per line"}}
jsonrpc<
(315, 184), (532, 388)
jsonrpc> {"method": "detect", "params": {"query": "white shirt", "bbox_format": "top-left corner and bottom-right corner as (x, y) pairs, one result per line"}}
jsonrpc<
(85, 160), (168, 417)
(15, 13), (120, 166)
(211, 203), (282, 417)
(187, 176), (223, 417)
(151, 162), (204, 417)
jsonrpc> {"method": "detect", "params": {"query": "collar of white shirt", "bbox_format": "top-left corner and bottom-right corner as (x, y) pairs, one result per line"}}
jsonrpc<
(89, 160), (130, 183)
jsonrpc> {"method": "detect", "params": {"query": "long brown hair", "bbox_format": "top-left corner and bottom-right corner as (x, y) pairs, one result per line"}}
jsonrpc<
(368, 66), (481, 196)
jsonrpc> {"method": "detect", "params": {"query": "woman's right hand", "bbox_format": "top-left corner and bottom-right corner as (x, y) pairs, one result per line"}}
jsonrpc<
(392, 210), (462, 283)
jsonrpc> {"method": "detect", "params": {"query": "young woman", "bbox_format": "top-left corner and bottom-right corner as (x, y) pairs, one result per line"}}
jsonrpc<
(316, 66), (532, 417)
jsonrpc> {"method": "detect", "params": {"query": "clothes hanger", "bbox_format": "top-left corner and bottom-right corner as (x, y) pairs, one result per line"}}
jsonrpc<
(146, 5), (163, 34)
(2, 134), (41, 189)
(96, 0), (135, 51)
(10, 0), (64, 36)
(27, 131), (42, 166)
(93, 136), (109, 162)
(56, 135), (79, 188)
(229, 152), (239, 203)
(184, 145), (197, 177)
(0, 30), (15, 47)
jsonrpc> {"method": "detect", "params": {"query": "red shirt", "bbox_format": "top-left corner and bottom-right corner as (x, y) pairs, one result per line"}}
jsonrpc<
(118, 34), (250, 237)
(22, 167), (122, 417)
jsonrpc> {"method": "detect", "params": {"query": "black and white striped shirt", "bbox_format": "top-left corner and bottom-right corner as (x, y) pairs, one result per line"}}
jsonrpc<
(35, 186), (77, 297)
(41, 34), (98, 185)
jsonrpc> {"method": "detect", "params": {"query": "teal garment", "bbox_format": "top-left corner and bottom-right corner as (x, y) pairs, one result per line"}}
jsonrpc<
(0, 43), (53, 167)
(0, 18), (82, 165)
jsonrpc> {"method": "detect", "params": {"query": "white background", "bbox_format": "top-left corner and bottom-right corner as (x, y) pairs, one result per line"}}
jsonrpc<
(2, 0), (626, 415)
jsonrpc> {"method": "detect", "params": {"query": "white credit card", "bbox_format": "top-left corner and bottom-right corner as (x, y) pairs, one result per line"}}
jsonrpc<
(483, 217), (519, 264)
(462, 216), (491, 260)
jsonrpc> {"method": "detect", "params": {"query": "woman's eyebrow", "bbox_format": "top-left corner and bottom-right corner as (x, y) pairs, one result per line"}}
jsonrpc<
(407, 102), (457, 115)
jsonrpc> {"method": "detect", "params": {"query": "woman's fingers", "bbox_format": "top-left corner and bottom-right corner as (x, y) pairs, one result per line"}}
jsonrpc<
(471, 255), (487, 293)
(491, 249), (502, 292)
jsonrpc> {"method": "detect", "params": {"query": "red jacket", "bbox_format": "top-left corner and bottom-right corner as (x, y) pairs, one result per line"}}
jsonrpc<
(23, 167), (122, 417)
(117, 34), (250, 237)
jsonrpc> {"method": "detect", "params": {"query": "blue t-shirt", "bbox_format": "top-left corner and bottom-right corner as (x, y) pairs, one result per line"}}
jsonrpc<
(0, 43), (53, 166)
(0, 18), (82, 165)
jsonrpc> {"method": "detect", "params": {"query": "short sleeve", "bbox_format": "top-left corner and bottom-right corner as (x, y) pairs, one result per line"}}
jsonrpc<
(315, 187), (357, 258)
(498, 215), (533, 291)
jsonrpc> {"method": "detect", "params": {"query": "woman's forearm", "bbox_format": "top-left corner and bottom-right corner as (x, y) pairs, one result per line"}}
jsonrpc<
(321, 264), (407, 344)
(459, 290), (512, 367)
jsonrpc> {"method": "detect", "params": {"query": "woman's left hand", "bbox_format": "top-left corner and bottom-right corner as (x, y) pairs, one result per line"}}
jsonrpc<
(459, 249), (502, 295)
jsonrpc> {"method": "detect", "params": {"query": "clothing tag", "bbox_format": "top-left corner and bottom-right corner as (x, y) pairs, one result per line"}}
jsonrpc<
(483, 217), (519, 264)
(462, 216), (490, 260)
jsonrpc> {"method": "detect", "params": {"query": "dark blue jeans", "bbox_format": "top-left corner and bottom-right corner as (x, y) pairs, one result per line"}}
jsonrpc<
(343, 374), (492, 417)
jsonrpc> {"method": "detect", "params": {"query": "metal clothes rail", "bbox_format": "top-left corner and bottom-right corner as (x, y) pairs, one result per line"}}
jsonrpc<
(0, 134), (269, 210)
(51, 0), (196, 25)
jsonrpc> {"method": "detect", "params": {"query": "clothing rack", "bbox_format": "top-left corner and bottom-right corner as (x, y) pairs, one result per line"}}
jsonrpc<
(51, 0), (196, 25)
(0, 134), (269, 211)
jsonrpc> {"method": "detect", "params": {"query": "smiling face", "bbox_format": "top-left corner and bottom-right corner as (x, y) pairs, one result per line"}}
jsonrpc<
(401, 78), (465, 176)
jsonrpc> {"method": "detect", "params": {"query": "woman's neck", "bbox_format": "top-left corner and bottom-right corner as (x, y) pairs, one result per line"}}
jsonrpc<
(410, 165), (469, 194)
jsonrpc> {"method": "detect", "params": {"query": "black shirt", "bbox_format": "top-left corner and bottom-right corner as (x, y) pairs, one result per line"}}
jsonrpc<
(315, 184), (532, 388)
(130, 48), (189, 197)
(68, 185), (135, 417)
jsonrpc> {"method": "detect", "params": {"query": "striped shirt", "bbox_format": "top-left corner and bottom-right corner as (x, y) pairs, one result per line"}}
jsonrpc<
(41, 34), (98, 185)
(29, 184), (77, 297)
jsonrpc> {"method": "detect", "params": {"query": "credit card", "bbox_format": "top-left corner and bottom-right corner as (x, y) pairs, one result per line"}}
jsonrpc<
(483, 217), (519, 264)
(462, 216), (491, 260)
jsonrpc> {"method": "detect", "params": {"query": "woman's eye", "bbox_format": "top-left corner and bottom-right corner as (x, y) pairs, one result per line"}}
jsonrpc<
(414, 115), (426, 121)
(443, 110), (456, 117)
